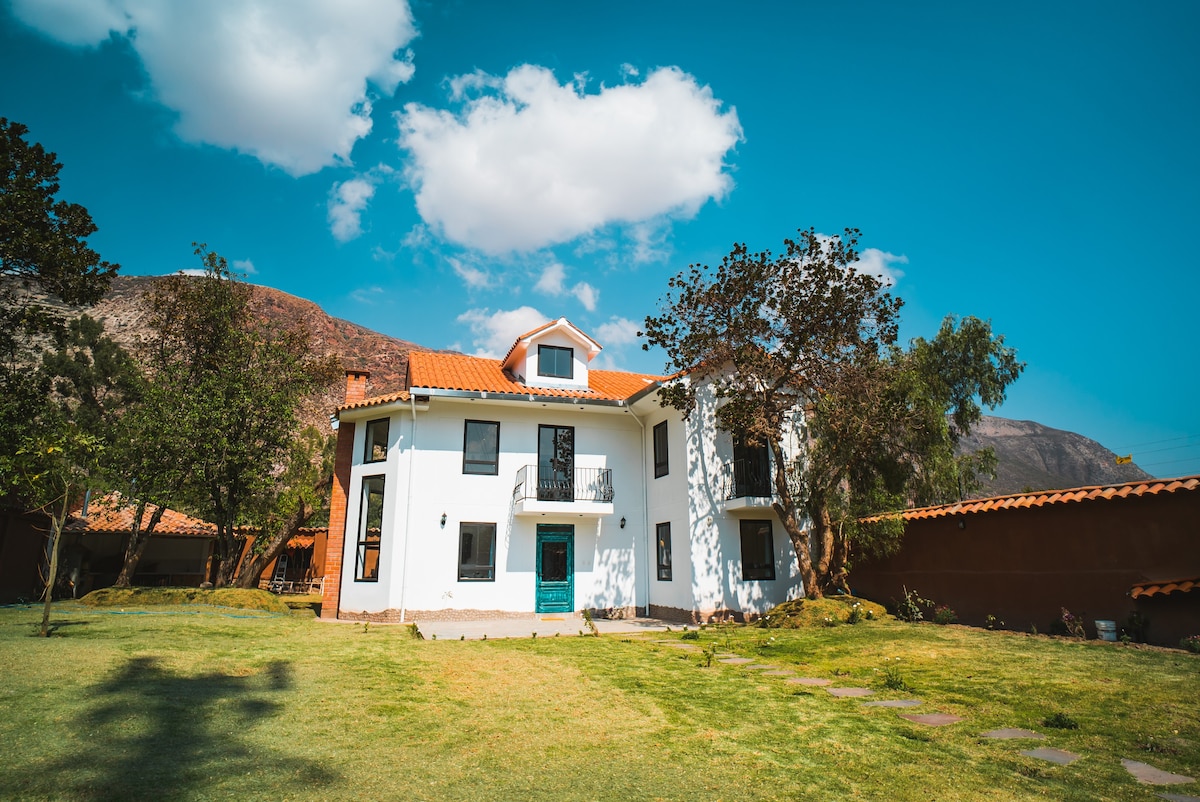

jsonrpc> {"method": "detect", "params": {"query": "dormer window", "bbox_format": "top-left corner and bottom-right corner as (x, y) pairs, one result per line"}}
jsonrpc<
(538, 345), (574, 379)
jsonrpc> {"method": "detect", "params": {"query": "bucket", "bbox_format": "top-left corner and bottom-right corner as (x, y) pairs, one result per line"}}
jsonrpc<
(1094, 619), (1117, 642)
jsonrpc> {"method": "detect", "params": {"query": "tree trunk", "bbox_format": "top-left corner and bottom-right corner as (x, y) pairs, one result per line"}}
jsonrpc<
(40, 491), (71, 637)
(769, 439), (822, 599)
(234, 500), (314, 589)
(114, 503), (166, 587)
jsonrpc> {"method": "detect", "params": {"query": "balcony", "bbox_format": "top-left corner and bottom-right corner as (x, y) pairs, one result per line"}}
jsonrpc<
(512, 465), (615, 517)
(720, 458), (777, 513)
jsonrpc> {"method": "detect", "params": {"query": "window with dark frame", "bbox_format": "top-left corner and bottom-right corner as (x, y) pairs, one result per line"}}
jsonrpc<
(537, 344), (574, 379)
(739, 519), (775, 581)
(656, 522), (672, 581)
(364, 418), (389, 463)
(653, 421), (669, 478)
(355, 475), (385, 581)
(458, 522), (497, 581)
(463, 420), (500, 475)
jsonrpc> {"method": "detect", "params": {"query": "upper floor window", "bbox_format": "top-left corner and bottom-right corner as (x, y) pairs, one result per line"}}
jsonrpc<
(653, 421), (669, 478)
(538, 345), (574, 379)
(463, 420), (500, 475)
(364, 418), (389, 463)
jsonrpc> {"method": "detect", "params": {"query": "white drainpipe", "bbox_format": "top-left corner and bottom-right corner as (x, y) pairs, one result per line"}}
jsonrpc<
(628, 406), (651, 617)
(398, 395), (418, 623)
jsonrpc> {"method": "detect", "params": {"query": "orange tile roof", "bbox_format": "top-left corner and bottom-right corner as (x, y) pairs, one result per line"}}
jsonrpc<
(864, 476), (1200, 522)
(65, 493), (216, 537)
(405, 351), (663, 402)
(339, 389), (410, 412)
(501, 317), (602, 364)
(1130, 576), (1199, 599)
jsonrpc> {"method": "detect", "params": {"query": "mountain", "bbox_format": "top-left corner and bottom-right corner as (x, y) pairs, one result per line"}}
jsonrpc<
(79, 278), (1155, 494)
(90, 276), (426, 433)
(960, 416), (1153, 497)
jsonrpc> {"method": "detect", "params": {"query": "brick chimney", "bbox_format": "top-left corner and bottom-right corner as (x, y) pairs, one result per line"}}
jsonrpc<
(322, 370), (369, 619)
(344, 370), (370, 406)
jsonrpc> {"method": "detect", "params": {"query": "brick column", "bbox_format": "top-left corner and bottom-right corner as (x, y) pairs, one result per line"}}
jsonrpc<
(321, 370), (370, 620)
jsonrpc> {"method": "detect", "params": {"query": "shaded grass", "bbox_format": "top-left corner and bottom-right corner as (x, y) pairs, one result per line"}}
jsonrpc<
(0, 603), (1196, 801)
(81, 586), (290, 612)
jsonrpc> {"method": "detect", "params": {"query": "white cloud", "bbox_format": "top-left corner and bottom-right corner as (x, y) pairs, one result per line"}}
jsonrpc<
(328, 177), (376, 242)
(233, 258), (257, 275)
(398, 64), (742, 253)
(350, 285), (385, 305)
(533, 262), (598, 311)
(457, 306), (548, 358)
(177, 268), (207, 277)
(852, 248), (908, 286)
(596, 317), (640, 347)
(11, 0), (418, 176)
(449, 257), (492, 289)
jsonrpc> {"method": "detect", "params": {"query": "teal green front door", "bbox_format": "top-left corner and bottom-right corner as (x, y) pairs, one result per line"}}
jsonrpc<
(535, 525), (574, 613)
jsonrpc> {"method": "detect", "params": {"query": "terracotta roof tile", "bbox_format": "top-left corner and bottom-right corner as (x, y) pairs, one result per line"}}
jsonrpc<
(406, 351), (662, 402)
(339, 389), (410, 412)
(863, 476), (1200, 522)
(65, 493), (216, 537)
(1130, 577), (1199, 598)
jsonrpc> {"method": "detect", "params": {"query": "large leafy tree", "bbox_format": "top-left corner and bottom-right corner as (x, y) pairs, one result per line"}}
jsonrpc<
(137, 246), (339, 586)
(643, 229), (1022, 597)
(0, 119), (120, 633)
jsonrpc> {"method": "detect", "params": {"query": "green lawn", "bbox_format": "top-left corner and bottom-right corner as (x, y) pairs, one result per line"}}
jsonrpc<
(0, 603), (1196, 801)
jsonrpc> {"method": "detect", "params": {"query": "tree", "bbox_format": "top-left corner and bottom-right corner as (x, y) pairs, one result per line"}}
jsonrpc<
(643, 229), (1022, 597)
(0, 118), (119, 634)
(233, 427), (336, 589)
(136, 246), (339, 586)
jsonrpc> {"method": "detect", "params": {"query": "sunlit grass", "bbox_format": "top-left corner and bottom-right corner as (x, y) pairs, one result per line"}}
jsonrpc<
(0, 603), (1195, 801)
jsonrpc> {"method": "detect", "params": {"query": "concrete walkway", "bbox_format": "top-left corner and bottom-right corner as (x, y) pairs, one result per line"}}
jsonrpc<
(413, 614), (674, 640)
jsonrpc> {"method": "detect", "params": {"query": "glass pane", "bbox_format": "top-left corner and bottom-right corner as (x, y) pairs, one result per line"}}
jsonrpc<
(356, 475), (385, 581)
(365, 419), (389, 463)
(459, 523), (496, 580)
(464, 421), (499, 474)
(541, 541), (568, 582)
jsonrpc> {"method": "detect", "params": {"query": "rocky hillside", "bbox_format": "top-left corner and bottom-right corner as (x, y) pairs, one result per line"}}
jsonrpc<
(90, 276), (425, 432)
(960, 416), (1152, 497)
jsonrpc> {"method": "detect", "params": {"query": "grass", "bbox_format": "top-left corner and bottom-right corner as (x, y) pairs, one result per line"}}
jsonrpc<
(0, 604), (1196, 801)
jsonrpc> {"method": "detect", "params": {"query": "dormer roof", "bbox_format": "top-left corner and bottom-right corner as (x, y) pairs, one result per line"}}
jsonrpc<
(501, 317), (602, 372)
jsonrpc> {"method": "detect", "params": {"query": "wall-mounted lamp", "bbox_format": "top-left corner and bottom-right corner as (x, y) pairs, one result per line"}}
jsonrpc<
(620, 516), (626, 529)
(440, 513), (447, 528)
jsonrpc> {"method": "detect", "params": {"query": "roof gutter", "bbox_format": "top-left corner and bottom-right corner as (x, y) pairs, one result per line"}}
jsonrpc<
(408, 386), (635, 408)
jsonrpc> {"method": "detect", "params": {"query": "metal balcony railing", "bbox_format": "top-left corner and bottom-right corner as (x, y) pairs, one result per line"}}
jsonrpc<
(513, 465), (614, 504)
(720, 458), (775, 500)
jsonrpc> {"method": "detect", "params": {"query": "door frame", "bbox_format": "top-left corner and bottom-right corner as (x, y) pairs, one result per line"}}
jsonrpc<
(535, 524), (574, 613)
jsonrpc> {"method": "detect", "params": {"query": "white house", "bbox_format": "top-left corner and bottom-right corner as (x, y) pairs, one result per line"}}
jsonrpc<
(321, 319), (805, 623)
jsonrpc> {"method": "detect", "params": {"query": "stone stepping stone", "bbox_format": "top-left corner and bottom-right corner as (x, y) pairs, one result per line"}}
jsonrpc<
(981, 728), (1045, 740)
(742, 664), (775, 670)
(786, 677), (832, 687)
(719, 657), (754, 665)
(762, 670), (796, 676)
(827, 687), (875, 698)
(1021, 747), (1080, 765)
(662, 643), (699, 650)
(900, 713), (963, 726)
(1121, 759), (1196, 786)
(1157, 794), (1200, 802)
(862, 699), (922, 708)
(716, 653), (738, 658)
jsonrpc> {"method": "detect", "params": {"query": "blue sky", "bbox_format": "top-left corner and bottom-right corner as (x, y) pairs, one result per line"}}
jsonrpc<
(2, 1), (1198, 478)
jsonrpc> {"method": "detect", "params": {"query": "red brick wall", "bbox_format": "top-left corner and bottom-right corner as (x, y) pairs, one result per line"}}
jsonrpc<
(850, 490), (1200, 645)
(320, 421), (355, 619)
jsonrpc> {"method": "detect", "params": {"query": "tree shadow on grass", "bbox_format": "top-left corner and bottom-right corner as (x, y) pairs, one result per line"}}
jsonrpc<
(2, 656), (337, 801)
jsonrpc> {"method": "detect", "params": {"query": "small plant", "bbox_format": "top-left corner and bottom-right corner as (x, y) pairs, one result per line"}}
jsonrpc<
(985, 614), (1004, 630)
(1140, 734), (1180, 755)
(1060, 608), (1086, 639)
(361, 621), (370, 634)
(846, 602), (864, 625)
(865, 608), (876, 621)
(822, 616), (838, 627)
(1042, 712), (1080, 730)
(531, 631), (536, 639)
(581, 608), (599, 636)
(680, 629), (700, 641)
(700, 642), (717, 668)
(1181, 634), (1200, 654)
(406, 622), (423, 639)
(932, 605), (957, 625)
(895, 587), (932, 623)
(1028, 623), (1038, 636)
(880, 661), (914, 693)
